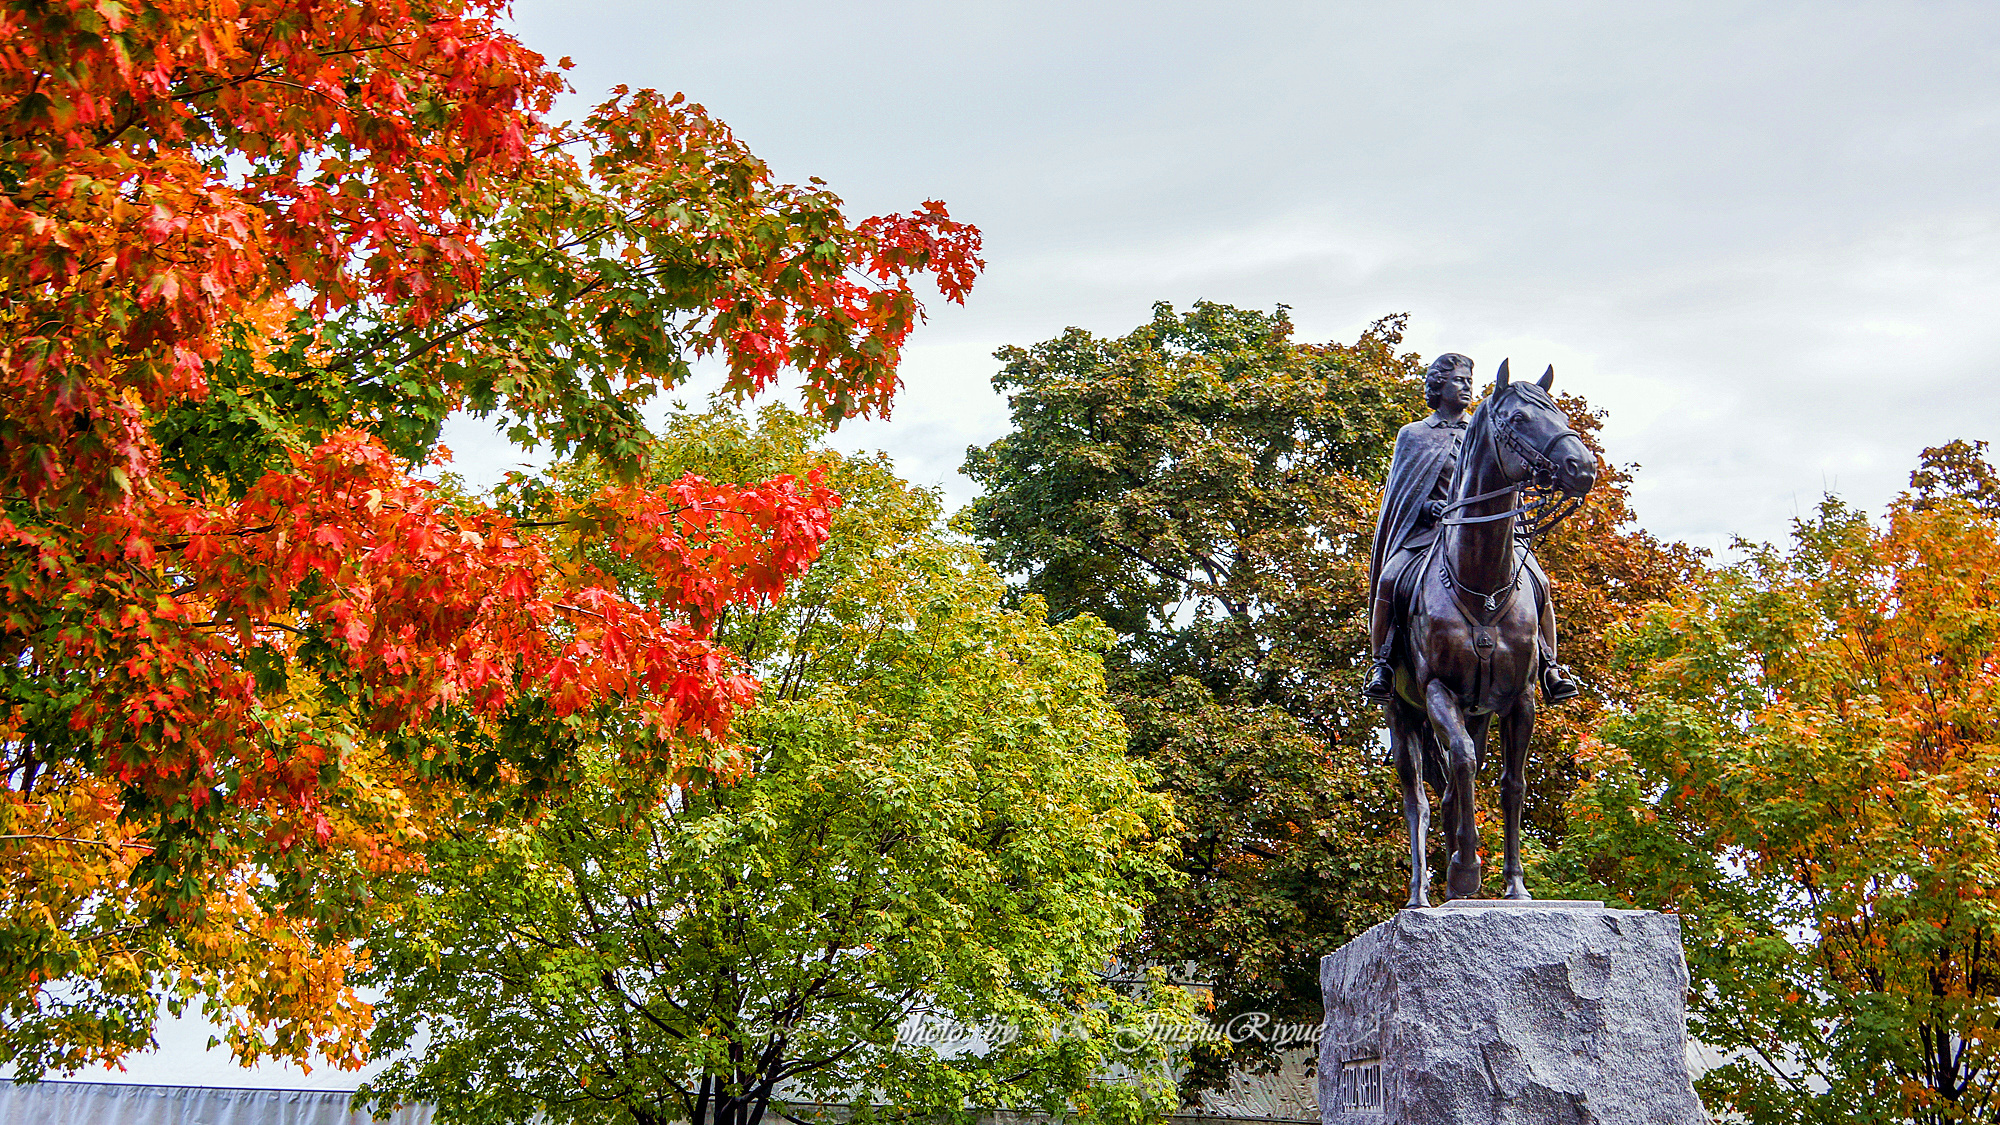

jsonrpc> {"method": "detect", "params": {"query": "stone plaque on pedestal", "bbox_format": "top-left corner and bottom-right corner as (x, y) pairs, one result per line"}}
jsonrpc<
(1319, 901), (1708, 1125)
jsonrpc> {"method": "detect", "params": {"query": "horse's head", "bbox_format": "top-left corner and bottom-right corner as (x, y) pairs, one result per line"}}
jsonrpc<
(1487, 360), (1596, 498)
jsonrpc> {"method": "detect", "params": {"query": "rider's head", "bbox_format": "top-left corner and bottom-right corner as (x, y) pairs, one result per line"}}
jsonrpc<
(1424, 354), (1475, 409)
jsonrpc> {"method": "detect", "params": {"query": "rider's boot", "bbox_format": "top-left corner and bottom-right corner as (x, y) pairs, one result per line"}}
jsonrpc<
(1362, 660), (1394, 700)
(1539, 641), (1580, 703)
(1362, 638), (1395, 700)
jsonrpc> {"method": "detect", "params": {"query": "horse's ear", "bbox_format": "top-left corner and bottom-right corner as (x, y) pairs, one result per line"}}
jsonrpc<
(1537, 364), (1554, 391)
(1495, 358), (1510, 389)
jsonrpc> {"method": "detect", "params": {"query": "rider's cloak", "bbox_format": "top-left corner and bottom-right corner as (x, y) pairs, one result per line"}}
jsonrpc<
(1367, 417), (1466, 601)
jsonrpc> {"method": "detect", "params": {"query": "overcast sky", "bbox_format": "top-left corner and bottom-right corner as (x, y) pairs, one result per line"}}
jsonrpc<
(93, 0), (2000, 1091)
(460, 0), (2000, 558)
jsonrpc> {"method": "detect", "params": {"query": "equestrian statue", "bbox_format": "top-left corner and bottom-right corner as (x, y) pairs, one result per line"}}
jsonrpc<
(1362, 354), (1596, 905)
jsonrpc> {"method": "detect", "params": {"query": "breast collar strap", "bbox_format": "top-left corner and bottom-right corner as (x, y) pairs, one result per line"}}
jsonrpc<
(1435, 539), (1527, 626)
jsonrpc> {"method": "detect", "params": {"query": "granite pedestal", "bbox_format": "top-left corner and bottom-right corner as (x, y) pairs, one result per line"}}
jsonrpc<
(1319, 901), (1708, 1124)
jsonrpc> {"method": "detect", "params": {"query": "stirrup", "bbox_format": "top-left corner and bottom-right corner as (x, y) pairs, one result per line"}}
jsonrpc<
(1362, 661), (1394, 700)
(1541, 663), (1580, 704)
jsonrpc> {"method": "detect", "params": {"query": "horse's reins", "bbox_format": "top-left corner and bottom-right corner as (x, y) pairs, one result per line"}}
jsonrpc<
(1438, 396), (1586, 542)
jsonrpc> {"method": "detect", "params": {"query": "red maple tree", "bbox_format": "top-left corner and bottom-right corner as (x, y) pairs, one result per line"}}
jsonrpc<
(1, 0), (980, 1073)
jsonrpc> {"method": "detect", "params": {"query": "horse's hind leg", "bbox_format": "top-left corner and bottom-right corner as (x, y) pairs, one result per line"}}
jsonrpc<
(1387, 700), (1430, 908)
(1423, 680), (1483, 900)
(1499, 695), (1536, 900)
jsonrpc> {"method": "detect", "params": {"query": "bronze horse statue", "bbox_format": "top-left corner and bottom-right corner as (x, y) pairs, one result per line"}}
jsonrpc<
(1384, 361), (1596, 906)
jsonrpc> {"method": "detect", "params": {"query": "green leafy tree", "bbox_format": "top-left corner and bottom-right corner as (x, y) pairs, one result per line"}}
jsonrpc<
(357, 409), (1190, 1125)
(1552, 443), (2000, 1124)
(961, 302), (1421, 1093)
(960, 301), (1703, 1095)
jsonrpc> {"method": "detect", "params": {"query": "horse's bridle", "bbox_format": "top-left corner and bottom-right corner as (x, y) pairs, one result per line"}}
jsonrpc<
(1437, 395), (1585, 541)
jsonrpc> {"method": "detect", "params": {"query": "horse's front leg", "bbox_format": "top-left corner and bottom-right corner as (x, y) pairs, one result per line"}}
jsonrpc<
(1423, 680), (1482, 900)
(1386, 699), (1430, 908)
(1499, 694), (1536, 900)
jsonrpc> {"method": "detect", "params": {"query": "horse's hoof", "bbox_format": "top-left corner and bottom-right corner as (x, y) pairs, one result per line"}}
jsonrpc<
(1447, 858), (1483, 899)
(1504, 888), (1533, 901)
(1405, 895), (1430, 909)
(1456, 856), (1488, 892)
